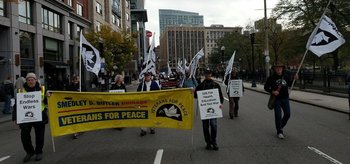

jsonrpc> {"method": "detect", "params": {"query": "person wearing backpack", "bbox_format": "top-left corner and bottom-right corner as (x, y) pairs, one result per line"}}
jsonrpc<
(3, 77), (14, 114)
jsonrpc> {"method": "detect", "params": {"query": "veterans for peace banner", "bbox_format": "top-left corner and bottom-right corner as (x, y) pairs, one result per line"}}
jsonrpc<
(47, 89), (194, 137)
(197, 89), (223, 120)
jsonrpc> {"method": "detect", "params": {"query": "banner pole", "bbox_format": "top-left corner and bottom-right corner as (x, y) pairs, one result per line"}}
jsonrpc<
(79, 31), (82, 92)
(51, 136), (56, 153)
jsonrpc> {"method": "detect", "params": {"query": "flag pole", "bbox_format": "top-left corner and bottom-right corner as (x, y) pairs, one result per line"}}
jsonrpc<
(79, 31), (82, 92)
(290, 49), (308, 92)
(290, 0), (333, 93)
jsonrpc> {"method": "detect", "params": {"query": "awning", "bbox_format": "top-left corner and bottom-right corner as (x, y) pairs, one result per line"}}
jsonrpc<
(44, 60), (70, 69)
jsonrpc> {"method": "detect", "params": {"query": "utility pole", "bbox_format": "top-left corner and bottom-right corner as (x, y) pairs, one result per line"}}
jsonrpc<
(264, 0), (270, 78)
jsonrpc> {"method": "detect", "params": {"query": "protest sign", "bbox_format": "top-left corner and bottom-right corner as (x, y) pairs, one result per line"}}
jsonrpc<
(229, 80), (243, 97)
(197, 89), (223, 120)
(16, 91), (42, 124)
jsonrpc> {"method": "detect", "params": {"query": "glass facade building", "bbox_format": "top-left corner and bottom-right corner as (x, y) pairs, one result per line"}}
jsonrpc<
(159, 9), (203, 35)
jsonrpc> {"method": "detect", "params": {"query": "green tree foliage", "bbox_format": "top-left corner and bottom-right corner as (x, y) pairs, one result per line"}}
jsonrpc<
(209, 32), (251, 71)
(273, 0), (350, 70)
(85, 25), (137, 74)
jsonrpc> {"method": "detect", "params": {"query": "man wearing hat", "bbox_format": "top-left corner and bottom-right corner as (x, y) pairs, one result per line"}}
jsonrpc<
(194, 69), (224, 151)
(264, 62), (298, 139)
(137, 72), (160, 136)
(12, 73), (48, 162)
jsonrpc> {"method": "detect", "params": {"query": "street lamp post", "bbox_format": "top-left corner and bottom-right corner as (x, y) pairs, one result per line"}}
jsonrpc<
(264, 0), (270, 78)
(221, 46), (225, 79)
(250, 33), (257, 87)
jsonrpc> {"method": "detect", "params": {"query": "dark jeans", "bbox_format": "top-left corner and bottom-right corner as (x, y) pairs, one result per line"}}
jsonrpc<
(229, 97), (240, 115)
(273, 97), (290, 134)
(202, 118), (217, 145)
(19, 122), (46, 155)
(3, 95), (12, 113)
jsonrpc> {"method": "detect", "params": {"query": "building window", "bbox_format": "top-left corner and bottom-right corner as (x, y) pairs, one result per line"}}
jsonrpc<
(77, 25), (83, 37)
(0, 0), (4, 17)
(68, 0), (72, 6)
(126, 13), (129, 21)
(77, 4), (83, 16)
(42, 8), (61, 33)
(44, 37), (63, 61)
(96, 2), (102, 14)
(117, 18), (121, 27)
(112, 14), (116, 24)
(19, 0), (32, 24)
(20, 31), (35, 75)
(96, 21), (101, 31)
(68, 22), (72, 39)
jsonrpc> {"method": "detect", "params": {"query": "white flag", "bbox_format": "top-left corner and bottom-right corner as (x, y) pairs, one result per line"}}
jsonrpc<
(139, 33), (156, 79)
(80, 33), (101, 76)
(189, 48), (204, 77)
(223, 51), (236, 85)
(306, 15), (345, 57)
(177, 60), (185, 74)
(167, 62), (172, 76)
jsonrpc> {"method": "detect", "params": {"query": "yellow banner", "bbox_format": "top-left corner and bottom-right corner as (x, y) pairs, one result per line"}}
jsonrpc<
(47, 89), (194, 137)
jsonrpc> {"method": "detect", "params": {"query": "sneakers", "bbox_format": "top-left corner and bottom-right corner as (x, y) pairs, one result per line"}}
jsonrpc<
(205, 144), (212, 150)
(23, 154), (34, 163)
(35, 153), (43, 161)
(229, 114), (233, 119)
(72, 133), (78, 139)
(212, 144), (219, 151)
(277, 133), (285, 139)
(140, 130), (147, 136)
(150, 129), (155, 134)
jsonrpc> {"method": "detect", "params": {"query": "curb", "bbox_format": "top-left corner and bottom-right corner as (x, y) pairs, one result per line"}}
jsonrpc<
(243, 87), (349, 114)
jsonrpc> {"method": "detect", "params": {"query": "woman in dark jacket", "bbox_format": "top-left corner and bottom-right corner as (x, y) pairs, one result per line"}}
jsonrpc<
(110, 74), (127, 92)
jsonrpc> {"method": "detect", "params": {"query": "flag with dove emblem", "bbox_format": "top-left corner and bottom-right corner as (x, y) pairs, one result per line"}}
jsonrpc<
(306, 15), (345, 57)
(80, 33), (101, 76)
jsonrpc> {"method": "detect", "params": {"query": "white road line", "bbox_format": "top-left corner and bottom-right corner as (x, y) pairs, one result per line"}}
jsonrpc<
(154, 149), (164, 164)
(307, 146), (343, 164)
(0, 156), (10, 162)
(224, 97), (229, 101)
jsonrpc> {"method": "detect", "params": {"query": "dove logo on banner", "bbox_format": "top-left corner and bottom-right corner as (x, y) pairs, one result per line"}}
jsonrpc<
(80, 33), (101, 76)
(156, 104), (183, 121)
(307, 15), (345, 57)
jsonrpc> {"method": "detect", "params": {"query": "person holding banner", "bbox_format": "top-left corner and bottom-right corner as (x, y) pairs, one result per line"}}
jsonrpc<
(12, 73), (48, 162)
(110, 74), (127, 130)
(137, 72), (160, 136)
(224, 67), (244, 119)
(110, 74), (127, 92)
(264, 62), (298, 139)
(194, 69), (224, 151)
(67, 75), (86, 139)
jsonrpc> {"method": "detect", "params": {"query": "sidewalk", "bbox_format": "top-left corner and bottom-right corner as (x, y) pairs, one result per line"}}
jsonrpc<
(212, 77), (348, 114)
(239, 80), (349, 114)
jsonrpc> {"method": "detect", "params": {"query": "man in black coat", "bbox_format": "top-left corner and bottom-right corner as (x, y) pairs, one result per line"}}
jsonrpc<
(194, 69), (224, 151)
(264, 62), (298, 139)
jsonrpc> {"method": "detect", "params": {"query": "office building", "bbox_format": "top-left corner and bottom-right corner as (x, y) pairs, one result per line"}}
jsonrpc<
(159, 9), (203, 35)
(0, 0), (132, 85)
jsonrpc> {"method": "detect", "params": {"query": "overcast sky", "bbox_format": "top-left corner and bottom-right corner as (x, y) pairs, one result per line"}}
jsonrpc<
(144, 0), (279, 45)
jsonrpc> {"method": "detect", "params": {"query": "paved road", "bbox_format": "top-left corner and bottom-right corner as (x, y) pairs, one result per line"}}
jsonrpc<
(0, 83), (349, 164)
